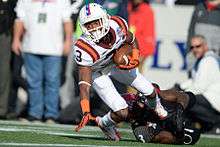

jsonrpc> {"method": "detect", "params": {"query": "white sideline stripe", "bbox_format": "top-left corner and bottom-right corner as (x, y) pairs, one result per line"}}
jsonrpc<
(0, 120), (132, 132)
(2, 120), (220, 139)
(0, 127), (103, 138)
(201, 134), (220, 139)
(0, 127), (133, 140)
(0, 143), (128, 147)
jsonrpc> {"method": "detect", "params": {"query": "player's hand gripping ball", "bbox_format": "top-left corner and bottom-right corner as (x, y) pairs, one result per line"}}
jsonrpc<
(113, 43), (132, 66)
(113, 43), (139, 70)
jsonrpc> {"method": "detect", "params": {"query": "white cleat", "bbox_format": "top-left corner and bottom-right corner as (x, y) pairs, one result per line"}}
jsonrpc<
(95, 116), (121, 141)
(154, 102), (168, 120)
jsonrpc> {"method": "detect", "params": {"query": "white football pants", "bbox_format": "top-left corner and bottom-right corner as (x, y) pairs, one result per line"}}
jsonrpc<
(92, 67), (154, 112)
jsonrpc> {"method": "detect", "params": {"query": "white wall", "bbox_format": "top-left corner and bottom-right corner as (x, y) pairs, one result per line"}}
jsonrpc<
(143, 4), (194, 89)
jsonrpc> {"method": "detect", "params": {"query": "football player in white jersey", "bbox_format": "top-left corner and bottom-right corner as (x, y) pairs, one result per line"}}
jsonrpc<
(73, 3), (167, 141)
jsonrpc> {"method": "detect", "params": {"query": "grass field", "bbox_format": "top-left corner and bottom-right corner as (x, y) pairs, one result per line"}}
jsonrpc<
(0, 120), (219, 147)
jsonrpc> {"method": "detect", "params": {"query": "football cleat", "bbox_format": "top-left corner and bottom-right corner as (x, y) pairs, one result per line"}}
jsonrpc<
(96, 116), (121, 141)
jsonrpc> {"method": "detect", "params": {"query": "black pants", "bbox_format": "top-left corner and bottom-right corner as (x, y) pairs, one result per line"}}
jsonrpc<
(8, 53), (27, 115)
(0, 33), (11, 117)
(188, 94), (220, 130)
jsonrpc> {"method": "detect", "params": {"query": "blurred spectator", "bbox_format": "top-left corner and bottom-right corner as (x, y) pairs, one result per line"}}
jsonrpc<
(0, 0), (17, 119)
(187, 0), (220, 55)
(128, 0), (156, 73)
(102, 0), (128, 21)
(12, 0), (73, 123)
(177, 35), (220, 134)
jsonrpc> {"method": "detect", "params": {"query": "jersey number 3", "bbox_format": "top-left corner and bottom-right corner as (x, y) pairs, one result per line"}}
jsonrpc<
(75, 50), (82, 62)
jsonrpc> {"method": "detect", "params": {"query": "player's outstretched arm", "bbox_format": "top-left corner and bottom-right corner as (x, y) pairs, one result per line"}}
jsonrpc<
(75, 66), (95, 132)
(159, 89), (189, 109)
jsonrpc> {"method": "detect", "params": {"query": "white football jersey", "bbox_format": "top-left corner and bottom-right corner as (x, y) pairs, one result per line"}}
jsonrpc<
(73, 16), (129, 74)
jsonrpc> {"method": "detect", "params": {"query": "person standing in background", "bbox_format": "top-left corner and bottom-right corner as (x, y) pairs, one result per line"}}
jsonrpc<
(128, 0), (156, 73)
(0, 0), (17, 119)
(12, 0), (73, 123)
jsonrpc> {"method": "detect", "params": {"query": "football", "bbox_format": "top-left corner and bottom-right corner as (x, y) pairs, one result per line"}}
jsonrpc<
(113, 43), (132, 66)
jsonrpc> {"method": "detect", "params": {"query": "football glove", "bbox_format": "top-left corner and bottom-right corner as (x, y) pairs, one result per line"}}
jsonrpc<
(75, 112), (95, 132)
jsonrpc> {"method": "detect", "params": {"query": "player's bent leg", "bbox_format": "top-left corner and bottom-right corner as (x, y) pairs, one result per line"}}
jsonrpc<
(95, 112), (121, 141)
(111, 108), (129, 123)
(129, 71), (168, 119)
(93, 75), (128, 141)
(95, 108), (129, 141)
(110, 68), (167, 119)
(92, 75), (128, 112)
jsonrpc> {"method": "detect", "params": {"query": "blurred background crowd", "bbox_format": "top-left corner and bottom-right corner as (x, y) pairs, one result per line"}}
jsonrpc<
(0, 0), (220, 135)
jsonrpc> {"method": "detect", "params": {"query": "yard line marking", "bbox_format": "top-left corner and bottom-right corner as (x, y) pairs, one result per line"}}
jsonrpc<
(0, 143), (129, 147)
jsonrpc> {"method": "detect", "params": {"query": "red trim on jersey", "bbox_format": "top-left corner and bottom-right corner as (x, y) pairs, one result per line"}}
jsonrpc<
(111, 16), (128, 34)
(75, 39), (100, 62)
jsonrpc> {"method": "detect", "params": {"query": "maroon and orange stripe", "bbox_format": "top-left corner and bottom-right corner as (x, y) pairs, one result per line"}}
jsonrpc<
(111, 16), (128, 34)
(75, 39), (100, 62)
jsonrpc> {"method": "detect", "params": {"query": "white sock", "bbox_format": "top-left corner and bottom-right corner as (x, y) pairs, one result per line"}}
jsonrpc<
(100, 112), (116, 127)
(156, 93), (161, 103)
(144, 92), (161, 109)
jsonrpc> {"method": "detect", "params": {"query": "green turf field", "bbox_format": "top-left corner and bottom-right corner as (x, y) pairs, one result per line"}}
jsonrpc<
(0, 120), (219, 147)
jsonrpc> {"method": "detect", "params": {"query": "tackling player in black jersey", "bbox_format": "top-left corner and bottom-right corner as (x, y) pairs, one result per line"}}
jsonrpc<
(123, 84), (201, 145)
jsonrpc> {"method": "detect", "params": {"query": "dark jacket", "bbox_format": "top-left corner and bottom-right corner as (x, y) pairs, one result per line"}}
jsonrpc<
(187, 3), (220, 53)
(0, 0), (17, 34)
